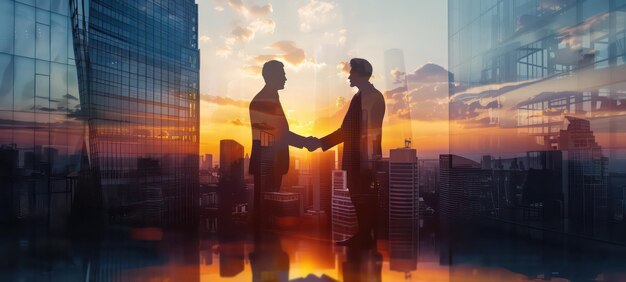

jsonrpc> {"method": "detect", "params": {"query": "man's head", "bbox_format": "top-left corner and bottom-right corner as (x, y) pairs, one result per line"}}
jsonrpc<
(262, 60), (287, 90)
(348, 58), (373, 88)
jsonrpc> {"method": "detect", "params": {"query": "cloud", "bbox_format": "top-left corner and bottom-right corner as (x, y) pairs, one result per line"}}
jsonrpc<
(215, 5), (224, 12)
(231, 118), (249, 126)
(201, 94), (249, 108)
(247, 41), (325, 72)
(217, 19), (276, 58)
(323, 28), (347, 46)
(406, 63), (453, 84)
(390, 68), (406, 84)
(337, 61), (350, 77)
(226, 0), (273, 17)
(298, 0), (336, 32)
(216, 46), (232, 57)
(199, 35), (211, 43)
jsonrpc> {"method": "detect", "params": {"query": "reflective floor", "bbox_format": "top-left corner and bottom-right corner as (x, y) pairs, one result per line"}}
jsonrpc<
(2, 216), (626, 282)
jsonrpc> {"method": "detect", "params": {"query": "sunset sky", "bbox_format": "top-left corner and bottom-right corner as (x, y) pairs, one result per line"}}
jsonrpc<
(196, 0), (449, 160)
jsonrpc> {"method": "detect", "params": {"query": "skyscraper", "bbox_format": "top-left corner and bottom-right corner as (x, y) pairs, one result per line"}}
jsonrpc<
(549, 116), (608, 232)
(0, 0), (83, 224)
(70, 0), (200, 226)
(331, 170), (357, 242)
(311, 151), (335, 215)
(219, 140), (245, 215)
(389, 146), (419, 220)
(439, 154), (483, 219)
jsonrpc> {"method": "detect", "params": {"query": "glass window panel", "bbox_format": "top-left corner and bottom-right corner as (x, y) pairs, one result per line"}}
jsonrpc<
(15, 3), (36, 58)
(35, 74), (49, 111)
(36, 23), (50, 60)
(50, 0), (68, 16)
(0, 53), (14, 110)
(0, 0), (14, 53)
(36, 8), (50, 24)
(36, 0), (50, 11)
(36, 60), (49, 75)
(16, 0), (35, 6)
(50, 13), (68, 63)
(50, 62), (66, 104)
(14, 56), (35, 111)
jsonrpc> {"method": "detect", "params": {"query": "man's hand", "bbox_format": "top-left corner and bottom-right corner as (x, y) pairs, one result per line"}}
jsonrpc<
(304, 136), (321, 152)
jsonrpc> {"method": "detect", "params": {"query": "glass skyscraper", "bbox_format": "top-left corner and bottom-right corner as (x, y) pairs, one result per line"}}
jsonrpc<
(0, 0), (82, 226)
(70, 0), (200, 226)
(448, 0), (626, 242)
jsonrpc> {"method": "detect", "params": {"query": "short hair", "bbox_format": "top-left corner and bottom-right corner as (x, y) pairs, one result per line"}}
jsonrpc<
(349, 58), (373, 78)
(262, 60), (284, 81)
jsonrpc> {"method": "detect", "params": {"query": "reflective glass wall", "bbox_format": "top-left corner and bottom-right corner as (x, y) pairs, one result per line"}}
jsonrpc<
(0, 0), (83, 227)
(448, 0), (626, 243)
(70, 0), (200, 227)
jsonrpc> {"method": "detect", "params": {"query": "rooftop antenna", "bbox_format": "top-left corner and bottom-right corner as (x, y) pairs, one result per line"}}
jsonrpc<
(404, 138), (411, 148)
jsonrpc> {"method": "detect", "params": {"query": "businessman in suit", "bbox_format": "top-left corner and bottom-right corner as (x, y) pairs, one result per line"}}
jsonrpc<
(249, 60), (316, 225)
(310, 58), (386, 247)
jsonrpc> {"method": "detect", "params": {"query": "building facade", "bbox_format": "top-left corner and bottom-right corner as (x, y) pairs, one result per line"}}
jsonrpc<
(389, 147), (419, 220)
(0, 0), (83, 225)
(70, 0), (200, 226)
(449, 0), (626, 241)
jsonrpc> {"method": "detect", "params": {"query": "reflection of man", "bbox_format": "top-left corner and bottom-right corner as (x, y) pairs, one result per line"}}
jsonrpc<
(311, 58), (385, 247)
(249, 60), (316, 223)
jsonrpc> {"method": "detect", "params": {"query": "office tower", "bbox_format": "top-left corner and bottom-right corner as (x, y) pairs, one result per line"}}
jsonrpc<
(311, 151), (335, 215)
(219, 140), (245, 215)
(383, 49), (412, 140)
(69, 0), (200, 226)
(331, 170), (357, 242)
(202, 154), (213, 171)
(243, 153), (251, 182)
(439, 154), (483, 219)
(549, 116), (608, 231)
(524, 150), (565, 221)
(0, 0), (83, 223)
(384, 49), (407, 92)
(389, 146), (419, 220)
(374, 158), (390, 239)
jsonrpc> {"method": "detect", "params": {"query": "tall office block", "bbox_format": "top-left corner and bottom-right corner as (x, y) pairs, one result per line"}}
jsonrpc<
(439, 154), (483, 219)
(219, 140), (245, 215)
(389, 147), (419, 220)
(311, 151), (335, 215)
(331, 170), (357, 241)
(0, 0), (83, 224)
(70, 0), (200, 226)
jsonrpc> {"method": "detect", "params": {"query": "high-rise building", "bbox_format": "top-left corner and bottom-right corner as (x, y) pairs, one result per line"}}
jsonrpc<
(69, 0), (200, 226)
(389, 147), (419, 220)
(375, 158), (390, 239)
(202, 154), (213, 171)
(549, 116), (608, 231)
(439, 154), (483, 219)
(331, 170), (357, 242)
(311, 151), (335, 215)
(219, 140), (245, 215)
(0, 0), (83, 224)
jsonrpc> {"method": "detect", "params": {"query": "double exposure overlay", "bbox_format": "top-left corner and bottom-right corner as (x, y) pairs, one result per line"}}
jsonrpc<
(1, 0), (626, 281)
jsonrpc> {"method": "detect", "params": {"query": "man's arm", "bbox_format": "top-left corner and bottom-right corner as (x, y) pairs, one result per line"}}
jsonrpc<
(319, 128), (344, 151)
(287, 131), (307, 149)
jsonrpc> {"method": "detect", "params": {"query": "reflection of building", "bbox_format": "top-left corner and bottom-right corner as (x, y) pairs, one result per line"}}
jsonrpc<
(389, 147), (419, 220)
(70, 0), (200, 226)
(262, 192), (301, 217)
(549, 117), (608, 231)
(389, 221), (418, 274)
(375, 158), (390, 239)
(0, 1), (83, 224)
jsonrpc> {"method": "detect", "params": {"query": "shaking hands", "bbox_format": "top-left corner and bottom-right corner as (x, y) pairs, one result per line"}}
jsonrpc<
(304, 136), (321, 152)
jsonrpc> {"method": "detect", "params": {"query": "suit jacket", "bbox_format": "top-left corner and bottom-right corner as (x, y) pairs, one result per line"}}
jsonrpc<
(320, 83), (385, 176)
(249, 87), (307, 176)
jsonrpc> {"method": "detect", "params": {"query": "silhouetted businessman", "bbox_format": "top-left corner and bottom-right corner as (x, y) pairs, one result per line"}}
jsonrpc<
(311, 58), (386, 247)
(249, 60), (317, 225)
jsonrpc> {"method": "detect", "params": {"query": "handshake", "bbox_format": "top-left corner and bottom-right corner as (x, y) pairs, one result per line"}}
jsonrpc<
(304, 136), (321, 152)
